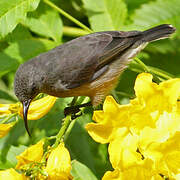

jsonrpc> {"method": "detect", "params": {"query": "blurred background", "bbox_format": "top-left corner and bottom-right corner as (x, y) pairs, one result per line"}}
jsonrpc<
(0, 0), (179, 178)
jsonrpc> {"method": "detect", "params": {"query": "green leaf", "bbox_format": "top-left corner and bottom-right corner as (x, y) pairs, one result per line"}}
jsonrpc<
(0, 144), (27, 169)
(71, 160), (98, 180)
(5, 24), (32, 43)
(125, 0), (151, 14)
(4, 38), (56, 63)
(0, 41), (8, 52)
(0, 53), (19, 76)
(82, 0), (127, 31)
(0, 0), (40, 38)
(128, 0), (180, 31)
(0, 89), (16, 102)
(23, 3), (63, 42)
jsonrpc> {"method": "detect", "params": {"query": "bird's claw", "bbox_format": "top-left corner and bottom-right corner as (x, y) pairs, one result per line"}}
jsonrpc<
(71, 112), (83, 120)
(64, 106), (82, 119)
(64, 102), (92, 119)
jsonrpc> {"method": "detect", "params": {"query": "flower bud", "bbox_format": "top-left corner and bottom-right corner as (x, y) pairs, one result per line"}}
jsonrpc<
(45, 143), (72, 180)
(19, 96), (57, 120)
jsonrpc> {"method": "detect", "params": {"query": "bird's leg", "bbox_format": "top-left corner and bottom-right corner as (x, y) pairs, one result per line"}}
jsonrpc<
(64, 102), (92, 119)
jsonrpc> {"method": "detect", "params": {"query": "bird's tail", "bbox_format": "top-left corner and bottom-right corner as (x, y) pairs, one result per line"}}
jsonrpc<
(142, 24), (176, 42)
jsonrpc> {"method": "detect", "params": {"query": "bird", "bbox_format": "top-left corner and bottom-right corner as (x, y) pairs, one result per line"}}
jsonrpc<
(14, 24), (176, 136)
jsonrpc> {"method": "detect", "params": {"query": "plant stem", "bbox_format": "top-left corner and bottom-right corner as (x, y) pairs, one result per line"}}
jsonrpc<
(43, 0), (93, 33)
(52, 115), (72, 148)
(134, 57), (174, 80)
(148, 66), (174, 79)
(63, 26), (89, 37)
(134, 57), (150, 72)
(47, 136), (56, 140)
(64, 120), (76, 141)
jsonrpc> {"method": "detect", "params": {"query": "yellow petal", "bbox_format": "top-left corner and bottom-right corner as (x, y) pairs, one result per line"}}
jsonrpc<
(142, 132), (180, 177)
(165, 151), (180, 175)
(92, 110), (104, 123)
(102, 159), (161, 180)
(19, 96), (57, 120)
(102, 169), (121, 180)
(108, 132), (142, 170)
(174, 174), (180, 180)
(86, 122), (113, 144)
(129, 101), (157, 134)
(45, 143), (72, 180)
(0, 104), (11, 116)
(103, 96), (120, 114)
(0, 123), (14, 138)
(160, 78), (180, 107)
(156, 111), (180, 138)
(156, 132), (180, 176)
(0, 168), (27, 180)
(135, 74), (164, 113)
(134, 73), (155, 106)
(0, 103), (21, 117)
(16, 140), (44, 169)
(134, 73), (180, 113)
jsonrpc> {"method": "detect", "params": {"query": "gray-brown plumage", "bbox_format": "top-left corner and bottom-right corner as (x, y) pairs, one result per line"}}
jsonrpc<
(14, 24), (176, 136)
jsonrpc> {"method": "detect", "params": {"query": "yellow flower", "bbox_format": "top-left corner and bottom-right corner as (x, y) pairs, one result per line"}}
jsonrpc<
(0, 168), (27, 180)
(19, 95), (57, 120)
(102, 159), (161, 180)
(130, 73), (180, 135)
(86, 73), (180, 179)
(86, 96), (132, 143)
(0, 95), (56, 121)
(86, 73), (180, 146)
(0, 123), (14, 138)
(0, 96), (56, 137)
(0, 103), (21, 117)
(0, 104), (11, 116)
(45, 142), (72, 180)
(16, 140), (44, 170)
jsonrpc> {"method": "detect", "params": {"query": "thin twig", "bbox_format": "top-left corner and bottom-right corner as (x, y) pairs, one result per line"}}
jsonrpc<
(43, 0), (93, 33)
(52, 115), (72, 148)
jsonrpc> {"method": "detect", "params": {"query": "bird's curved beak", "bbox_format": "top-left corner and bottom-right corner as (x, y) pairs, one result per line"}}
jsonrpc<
(23, 99), (32, 137)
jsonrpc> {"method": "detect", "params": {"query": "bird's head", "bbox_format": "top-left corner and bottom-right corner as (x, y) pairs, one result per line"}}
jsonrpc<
(14, 62), (43, 136)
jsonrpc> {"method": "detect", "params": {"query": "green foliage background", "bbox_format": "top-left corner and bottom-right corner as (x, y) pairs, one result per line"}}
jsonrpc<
(0, 0), (179, 179)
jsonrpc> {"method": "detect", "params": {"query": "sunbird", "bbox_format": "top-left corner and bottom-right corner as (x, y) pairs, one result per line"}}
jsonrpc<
(14, 24), (176, 136)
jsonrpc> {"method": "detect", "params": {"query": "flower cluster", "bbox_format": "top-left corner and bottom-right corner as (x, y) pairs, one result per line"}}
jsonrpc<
(86, 73), (180, 179)
(0, 141), (72, 180)
(0, 95), (57, 137)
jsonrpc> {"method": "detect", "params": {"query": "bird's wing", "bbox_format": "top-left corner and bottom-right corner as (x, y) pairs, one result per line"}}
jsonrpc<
(41, 31), (142, 89)
(53, 33), (113, 89)
(95, 31), (141, 71)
